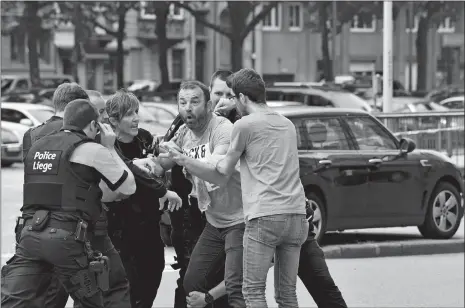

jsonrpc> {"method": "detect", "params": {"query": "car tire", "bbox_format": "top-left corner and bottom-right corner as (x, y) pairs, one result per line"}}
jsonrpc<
(306, 192), (327, 243)
(418, 181), (463, 239)
(160, 223), (172, 247)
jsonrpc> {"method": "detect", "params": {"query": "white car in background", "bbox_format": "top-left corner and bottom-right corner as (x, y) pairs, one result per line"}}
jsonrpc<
(1, 103), (54, 127)
(141, 102), (178, 129)
(439, 96), (464, 110)
(1, 121), (30, 167)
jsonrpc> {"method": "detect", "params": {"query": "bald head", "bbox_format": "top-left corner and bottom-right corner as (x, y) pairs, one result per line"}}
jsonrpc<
(53, 82), (89, 112)
(86, 90), (108, 122)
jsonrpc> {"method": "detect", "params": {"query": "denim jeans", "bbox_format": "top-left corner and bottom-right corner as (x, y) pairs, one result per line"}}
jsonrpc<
(298, 235), (347, 308)
(184, 222), (246, 308)
(243, 214), (309, 308)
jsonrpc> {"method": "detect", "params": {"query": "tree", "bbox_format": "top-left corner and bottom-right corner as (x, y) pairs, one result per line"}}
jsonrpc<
(392, 1), (463, 91)
(58, 2), (138, 89)
(307, 1), (384, 81)
(1, 1), (56, 87)
(175, 1), (278, 71)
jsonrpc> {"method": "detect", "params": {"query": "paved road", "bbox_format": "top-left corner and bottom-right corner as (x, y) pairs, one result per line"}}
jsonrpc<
(70, 253), (465, 307)
(2, 164), (464, 263)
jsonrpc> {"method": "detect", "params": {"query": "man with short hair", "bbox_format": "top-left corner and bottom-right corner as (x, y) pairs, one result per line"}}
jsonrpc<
(19, 87), (133, 308)
(165, 70), (234, 308)
(162, 69), (309, 307)
(2, 99), (136, 308)
(159, 80), (246, 308)
(22, 82), (89, 161)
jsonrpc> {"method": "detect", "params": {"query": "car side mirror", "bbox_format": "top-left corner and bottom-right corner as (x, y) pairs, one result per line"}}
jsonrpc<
(19, 118), (33, 127)
(399, 138), (416, 154)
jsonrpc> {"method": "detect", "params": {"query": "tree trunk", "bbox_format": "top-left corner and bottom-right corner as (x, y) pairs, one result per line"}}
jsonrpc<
(116, 5), (126, 89)
(72, 4), (84, 84)
(415, 16), (429, 91)
(155, 5), (170, 91)
(24, 2), (41, 88)
(230, 37), (243, 72)
(320, 3), (333, 82)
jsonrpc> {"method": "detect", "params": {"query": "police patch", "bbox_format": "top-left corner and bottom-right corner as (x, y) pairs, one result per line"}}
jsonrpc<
(26, 150), (62, 175)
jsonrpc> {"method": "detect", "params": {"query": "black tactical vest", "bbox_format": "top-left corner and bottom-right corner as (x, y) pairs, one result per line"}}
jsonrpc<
(23, 127), (103, 222)
(30, 116), (63, 144)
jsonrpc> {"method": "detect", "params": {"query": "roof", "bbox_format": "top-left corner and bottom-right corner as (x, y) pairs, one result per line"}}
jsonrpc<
(267, 101), (304, 107)
(440, 96), (464, 103)
(272, 105), (370, 117)
(1, 102), (54, 111)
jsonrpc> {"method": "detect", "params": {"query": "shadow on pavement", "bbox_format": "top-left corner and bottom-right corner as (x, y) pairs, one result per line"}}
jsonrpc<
(320, 231), (423, 247)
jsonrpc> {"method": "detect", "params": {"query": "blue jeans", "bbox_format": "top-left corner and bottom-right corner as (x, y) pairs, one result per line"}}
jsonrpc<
(243, 214), (309, 308)
(184, 222), (245, 307)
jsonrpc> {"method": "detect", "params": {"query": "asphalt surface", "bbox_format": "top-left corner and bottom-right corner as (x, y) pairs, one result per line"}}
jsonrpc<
(1, 164), (464, 307)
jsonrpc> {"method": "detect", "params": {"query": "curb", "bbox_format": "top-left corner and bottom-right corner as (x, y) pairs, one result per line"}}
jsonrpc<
(322, 238), (464, 259)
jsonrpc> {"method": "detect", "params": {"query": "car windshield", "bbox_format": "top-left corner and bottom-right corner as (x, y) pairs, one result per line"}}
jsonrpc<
(27, 109), (54, 123)
(329, 91), (372, 111)
(138, 105), (157, 123)
(1, 78), (14, 92)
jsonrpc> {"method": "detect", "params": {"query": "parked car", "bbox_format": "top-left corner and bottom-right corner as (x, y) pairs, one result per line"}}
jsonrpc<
(425, 85), (464, 103)
(1, 103), (54, 127)
(137, 104), (171, 137)
(266, 86), (373, 112)
(160, 105), (464, 244)
(276, 106), (464, 242)
(141, 102), (178, 129)
(1, 121), (30, 167)
(439, 96), (464, 110)
(1, 89), (55, 108)
(1, 75), (74, 95)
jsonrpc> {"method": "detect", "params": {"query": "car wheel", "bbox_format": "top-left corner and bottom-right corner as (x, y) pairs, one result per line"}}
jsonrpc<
(160, 223), (172, 247)
(1, 162), (13, 167)
(418, 182), (463, 239)
(306, 192), (327, 243)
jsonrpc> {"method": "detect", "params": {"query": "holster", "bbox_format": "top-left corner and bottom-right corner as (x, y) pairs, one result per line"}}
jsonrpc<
(89, 256), (110, 292)
(30, 210), (50, 231)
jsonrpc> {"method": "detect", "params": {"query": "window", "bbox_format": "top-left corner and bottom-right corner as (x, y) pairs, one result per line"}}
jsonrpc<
(292, 117), (350, 150)
(169, 3), (184, 20)
(405, 8), (419, 33)
(140, 1), (156, 20)
(10, 31), (26, 63)
(38, 31), (51, 64)
(350, 13), (376, 32)
(307, 95), (333, 107)
(263, 4), (282, 30)
(282, 92), (306, 104)
(438, 16), (456, 33)
(16, 79), (29, 90)
(1, 109), (28, 123)
(171, 49), (185, 80)
(288, 3), (302, 31)
(345, 116), (398, 150)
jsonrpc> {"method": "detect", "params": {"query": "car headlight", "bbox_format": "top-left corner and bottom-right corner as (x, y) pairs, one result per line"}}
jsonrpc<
(1, 129), (19, 144)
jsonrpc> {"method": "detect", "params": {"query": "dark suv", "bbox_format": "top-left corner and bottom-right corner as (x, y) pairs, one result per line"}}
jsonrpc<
(275, 106), (464, 242)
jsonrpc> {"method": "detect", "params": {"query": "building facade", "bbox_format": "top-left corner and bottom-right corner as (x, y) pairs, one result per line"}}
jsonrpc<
(2, 2), (464, 93)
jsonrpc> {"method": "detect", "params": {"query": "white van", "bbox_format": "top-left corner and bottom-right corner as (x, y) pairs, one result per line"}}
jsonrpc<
(1, 75), (75, 94)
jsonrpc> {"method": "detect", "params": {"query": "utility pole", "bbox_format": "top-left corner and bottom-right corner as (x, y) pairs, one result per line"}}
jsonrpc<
(408, 1), (414, 92)
(331, 1), (337, 78)
(383, 1), (393, 113)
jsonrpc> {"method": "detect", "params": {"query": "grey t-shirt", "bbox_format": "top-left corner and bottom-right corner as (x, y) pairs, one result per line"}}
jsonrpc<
(175, 114), (244, 228)
(230, 111), (306, 221)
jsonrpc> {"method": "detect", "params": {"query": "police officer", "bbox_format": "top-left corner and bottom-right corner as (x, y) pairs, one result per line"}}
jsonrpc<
(1, 99), (136, 308)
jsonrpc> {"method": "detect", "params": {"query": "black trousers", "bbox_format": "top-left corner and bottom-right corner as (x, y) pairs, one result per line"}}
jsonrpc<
(169, 197), (229, 308)
(108, 204), (165, 308)
(298, 235), (348, 308)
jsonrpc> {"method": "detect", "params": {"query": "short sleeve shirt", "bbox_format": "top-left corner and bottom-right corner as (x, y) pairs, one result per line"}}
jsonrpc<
(174, 114), (244, 228)
(230, 111), (306, 221)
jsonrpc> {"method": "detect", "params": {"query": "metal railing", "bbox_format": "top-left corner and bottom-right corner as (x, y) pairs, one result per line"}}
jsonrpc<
(376, 111), (464, 169)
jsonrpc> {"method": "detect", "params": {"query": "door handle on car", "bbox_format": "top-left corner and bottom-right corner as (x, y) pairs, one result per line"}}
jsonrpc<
(368, 158), (383, 165)
(318, 159), (332, 166)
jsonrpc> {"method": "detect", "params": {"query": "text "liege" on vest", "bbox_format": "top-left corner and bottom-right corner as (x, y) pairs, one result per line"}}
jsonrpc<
(33, 151), (57, 173)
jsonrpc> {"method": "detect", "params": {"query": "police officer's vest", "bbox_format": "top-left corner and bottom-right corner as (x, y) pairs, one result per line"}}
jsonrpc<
(23, 126), (103, 222)
(30, 116), (63, 144)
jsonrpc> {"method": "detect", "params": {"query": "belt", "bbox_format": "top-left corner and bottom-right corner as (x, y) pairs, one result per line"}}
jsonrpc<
(24, 218), (92, 235)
